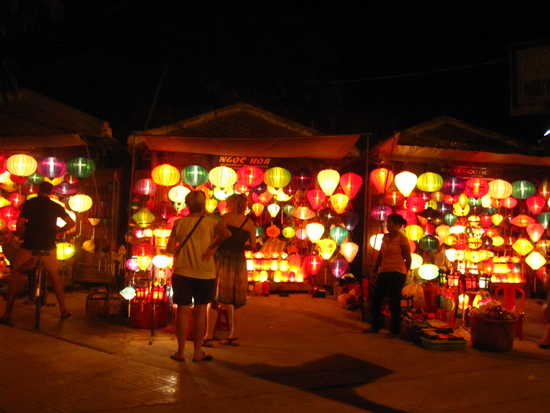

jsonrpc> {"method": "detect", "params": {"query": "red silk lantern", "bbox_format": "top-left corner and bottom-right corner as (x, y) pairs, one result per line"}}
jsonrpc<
(396, 209), (417, 225)
(502, 197), (518, 209)
(340, 172), (363, 200)
(538, 177), (550, 200)
(135, 178), (157, 196)
(305, 254), (323, 276)
(465, 177), (489, 198)
(444, 195), (460, 205)
(526, 195), (546, 215)
(306, 189), (326, 210)
(9, 174), (26, 184)
(0, 206), (19, 222)
(237, 165), (264, 188)
(369, 168), (393, 194)
(384, 190), (405, 207)
(217, 200), (229, 215)
(526, 223), (545, 243)
(8, 193), (24, 208)
(510, 214), (536, 228)
(406, 196), (425, 213)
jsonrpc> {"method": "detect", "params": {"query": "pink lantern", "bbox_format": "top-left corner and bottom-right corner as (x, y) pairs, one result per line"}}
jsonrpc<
(396, 209), (417, 225)
(329, 258), (348, 279)
(305, 254), (323, 276)
(406, 196), (425, 213)
(135, 178), (157, 196)
(126, 257), (139, 271)
(371, 205), (393, 221)
(37, 157), (66, 179)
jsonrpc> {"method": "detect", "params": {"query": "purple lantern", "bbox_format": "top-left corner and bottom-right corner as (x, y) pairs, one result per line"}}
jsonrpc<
(441, 176), (466, 196)
(53, 182), (79, 195)
(341, 210), (359, 231)
(330, 258), (349, 279)
(371, 205), (393, 221)
(291, 167), (313, 190)
(37, 157), (66, 179)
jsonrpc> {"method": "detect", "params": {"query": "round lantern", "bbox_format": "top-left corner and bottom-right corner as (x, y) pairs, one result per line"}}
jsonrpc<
(282, 226), (296, 238)
(526, 251), (546, 270)
(501, 197), (517, 209)
(283, 204), (295, 218)
(341, 210), (359, 231)
(419, 235), (439, 251)
(132, 207), (155, 227)
(305, 254), (323, 275)
(181, 165), (209, 187)
(6, 154), (37, 177)
(330, 226), (349, 246)
(306, 222), (325, 243)
(397, 209), (417, 226)
(488, 179), (513, 199)
(168, 185), (191, 204)
(406, 196), (426, 213)
(371, 205), (393, 221)
(27, 172), (44, 185)
(37, 157), (66, 179)
(441, 176), (465, 196)
(204, 198), (217, 213)
(217, 200), (229, 215)
(340, 172), (363, 200)
(330, 258), (348, 279)
(404, 225), (424, 241)
(330, 193), (349, 214)
(68, 194), (93, 212)
(126, 257), (139, 271)
(53, 182), (79, 195)
(264, 167), (291, 189)
(526, 195), (546, 215)
(208, 166), (237, 189)
(340, 241), (359, 263)
(369, 233), (384, 250)
(307, 189), (326, 210)
(152, 254), (171, 269)
(319, 238), (337, 260)
(410, 253), (423, 269)
(512, 180), (536, 200)
(135, 178), (157, 196)
(66, 157), (95, 178)
(237, 165), (264, 187)
(56, 242), (76, 260)
(151, 164), (180, 187)
(394, 171), (417, 196)
(384, 190), (405, 207)
(255, 226), (265, 238)
(266, 225), (280, 238)
(370, 168), (393, 194)
(292, 167), (313, 190)
(418, 263), (439, 280)
(318, 169), (341, 196)
(416, 172), (443, 192)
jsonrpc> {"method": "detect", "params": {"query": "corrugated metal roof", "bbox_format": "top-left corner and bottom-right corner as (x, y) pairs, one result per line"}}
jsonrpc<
(0, 89), (112, 140)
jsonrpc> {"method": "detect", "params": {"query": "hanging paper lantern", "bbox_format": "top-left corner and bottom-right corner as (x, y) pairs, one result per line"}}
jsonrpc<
(151, 164), (180, 187)
(208, 166), (236, 189)
(369, 233), (384, 250)
(264, 167), (291, 189)
(491, 213), (504, 226)
(340, 241), (359, 263)
(66, 157), (95, 178)
(168, 185), (191, 204)
(53, 182), (79, 195)
(341, 210), (359, 231)
(282, 226), (296, 238)
(416, 172), (443, 192)
(305, 254), (323, 275)
(396, 209), (417, 226)
(251, 203), (264, 217)
(538, 177), (550, 200)
(319, 208), (338, 228)
(537, 211), (550, 229)
(339, 172), (363, 200)
(394, 171), (417, 196)
(488, 179), (513, 199)
(283, 204), (295, 218)
(202, 198), (216, 213)
(266, 225), (280, 238)
(526, 195), (546, 215)
(437, 201), (452, 215)
(453, 203), (470, 217)
(369, 168), (392, 194)
(468, 237), (482, 250)
(126, 257), (139, 271)
(8, 192), (24, 209)
(136, 255), (152, 272)
(330, 226), (349, 246)
(255, 226), (265, 238)
(512, 237), (534, 256)
(37, 157), (66, 179)
(440, 176), (465, 195)
(217, 200), (229, 215)
(6, 154), (37, 177)
(409, 253), (423, 269)
(371, 205), (393, 221)
(132, 207), (155, 227)
(152, 254), (171, 269)
(525, 251), (546, 270)
(291, 167), (312, 190)
(152, 201), (177, 220)
(443, 214), (457, 226)
(406, 196), (425, 213)
(330, 194), (349, 214)
(68, 194), (93, 212)
(306, 222), (325, 243)
(419, 235), (439, 251)
(318, 169), (341, 196)
(512, 180), (536, 200)
(329, 258), (348, 279)
(384, 190), (405, 207)
(404, 225), (424, 241)
(236, 165), (264, 187)
(180, 165), (208, 187)
(467, 250), (483, 264)
(291, 206), (316, 220)
(418, 263), (439, 280)
(267, 203), (280, 218)
(56, 242), (76, 260)
(135, 178), (157, 196)
(26, 172), (44, 185)
(526, 223), (545, 243)
(319, 238), (337, 259)
(510, 214), (536, 227)
(306, 189), (326, 210)
(501, 197), (517, 209)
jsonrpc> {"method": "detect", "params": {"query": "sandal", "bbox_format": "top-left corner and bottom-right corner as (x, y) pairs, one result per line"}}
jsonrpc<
(192, 353), (213, 362)
(219, 338), (239, 346)
(61, 311), (73, 320)
(170, 353), (185, 362)
(202, 339), (215, 348)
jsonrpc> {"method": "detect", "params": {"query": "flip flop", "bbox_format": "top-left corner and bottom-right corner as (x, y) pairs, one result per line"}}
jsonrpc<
(219, 338), (239, 346)
(170, 353), (185, 362)
(202, 339), (215, 348)
(192, 353), (213, 362)
(61, 312), (73, 320)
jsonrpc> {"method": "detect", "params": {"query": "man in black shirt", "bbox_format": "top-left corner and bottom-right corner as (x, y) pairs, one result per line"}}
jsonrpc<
(0, 182), (75, 325)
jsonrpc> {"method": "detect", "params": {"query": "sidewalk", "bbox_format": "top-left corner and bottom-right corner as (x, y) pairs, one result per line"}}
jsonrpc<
(1, 291), (550, 413)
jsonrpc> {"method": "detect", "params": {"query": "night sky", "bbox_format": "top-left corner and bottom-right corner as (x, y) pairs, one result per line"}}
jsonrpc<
(7, 0), (550, 146)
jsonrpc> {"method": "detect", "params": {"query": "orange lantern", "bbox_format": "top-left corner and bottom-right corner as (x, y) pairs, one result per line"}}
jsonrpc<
(340, 172), (363, 200)
(510, 214), (536, 228)
(318, 169), (340, 196)
(369, 168), (393, 194)
(384, 190), (405, 207)
(251, 203), (264, 217)
(394, 171), (417, 197)
(266, 225), (281, 238)
(502, 197), (518, 209)
(217, 200), (229, 215)
(538, 177), (550, 200)
(340, 241), (359, 263)
(151, 164), (180, 187)
(330, 193), (349, 214)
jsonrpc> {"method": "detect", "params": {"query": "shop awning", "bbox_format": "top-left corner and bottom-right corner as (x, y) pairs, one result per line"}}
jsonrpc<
(373, 135), (550, 166)
(0, 134), (86, 150)
(137, 135), (360, 159)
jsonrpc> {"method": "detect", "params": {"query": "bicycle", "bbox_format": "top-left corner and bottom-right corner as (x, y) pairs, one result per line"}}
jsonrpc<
(30, 250), (54, 329)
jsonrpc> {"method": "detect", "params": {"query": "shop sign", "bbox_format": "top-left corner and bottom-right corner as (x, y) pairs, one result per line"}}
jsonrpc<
(439, 166), (491, 178)
(217, 156), (271, 169)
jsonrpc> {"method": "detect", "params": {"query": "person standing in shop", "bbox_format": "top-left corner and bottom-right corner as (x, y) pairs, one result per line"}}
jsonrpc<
(364, 213), (411, 339)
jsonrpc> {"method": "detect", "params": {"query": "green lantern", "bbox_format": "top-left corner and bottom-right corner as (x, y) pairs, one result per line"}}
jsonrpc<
(27, 172), (44, 184)
(512, 180), (536, 200)
(283, 204), (295, 218)
(181, 165), (209, 187)
(66, 157), (95, 178)
(419, 235), (439, 251)
(264, 167), (291, 189)
(255, 225), (265, 237)
(132, 207), (155, 228)
(329, 226), (349, 246)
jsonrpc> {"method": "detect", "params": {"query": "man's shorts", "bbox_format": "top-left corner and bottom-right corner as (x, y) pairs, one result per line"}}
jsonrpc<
(171, 274), (216, 306)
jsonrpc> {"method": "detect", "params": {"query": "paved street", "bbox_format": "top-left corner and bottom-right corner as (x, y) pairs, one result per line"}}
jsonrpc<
(1, 290), (550, 412)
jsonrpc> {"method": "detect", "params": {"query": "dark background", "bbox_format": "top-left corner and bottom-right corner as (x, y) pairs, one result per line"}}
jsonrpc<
(3, 0), (550, 147)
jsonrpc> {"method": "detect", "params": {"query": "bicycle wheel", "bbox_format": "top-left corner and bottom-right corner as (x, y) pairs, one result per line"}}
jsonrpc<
(35, 267), (44, 329)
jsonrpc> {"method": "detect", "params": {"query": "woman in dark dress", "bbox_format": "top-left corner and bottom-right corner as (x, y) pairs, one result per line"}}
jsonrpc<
(203, 193), (256, 347)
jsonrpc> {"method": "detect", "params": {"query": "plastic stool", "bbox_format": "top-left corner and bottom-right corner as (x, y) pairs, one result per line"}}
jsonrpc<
(216, 307), (231, 331)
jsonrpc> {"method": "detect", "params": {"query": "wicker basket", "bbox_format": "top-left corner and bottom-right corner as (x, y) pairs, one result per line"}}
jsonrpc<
(470, 316), (517, 352)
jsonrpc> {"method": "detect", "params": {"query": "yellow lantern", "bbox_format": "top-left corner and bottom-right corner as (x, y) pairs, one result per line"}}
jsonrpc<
(205, 198), (218, 213)
(330, 193), (349, 214)
(512, 237), (534, 256)
(488, 179), (513, 199)
(453, 203), (470, 217)
(340, 241), (359, 263)
(259, 270), (269, 282)
(435, 225), (451, 239)
(153, 228), (171, 238)
(410, 253), (423, 270)
(369, 233), (384, 250)
(151, 164), (180, 187)
(264, 167), (291, 189)
(275, 188), (291, 202)
(492, 236), (505, 247)
(267, 203), (280, 218)
(525, 251), (546, 270)
(418, 263), (439, 280)
(56, 242), (76, 260)
(306, 223), (325, 244)
(467, 250), (482, 263)
(444, 235), (457, 246)
(416, 172), (443, 192)
(318, 238), (337, 260)
(481, 194), (492, 208)
(317, 169), (340, 196)
(209, 166), (237, 189)
(68, 194), (93, 212)
(252, 202), (264, 217)
(455, 250), (466, 261)
(279, 259), (289, 271)
(404, 225), (424, 241)
(136, 255), (152, 271)
(132, 207), (155, 227)
(273, 270), (282, 283)
(6, 154), (37, 177)
(394, 171), (417, 197)
(492, 214), (504, 226)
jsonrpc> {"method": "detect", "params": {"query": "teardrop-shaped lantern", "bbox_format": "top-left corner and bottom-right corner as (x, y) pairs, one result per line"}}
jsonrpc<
(329, 226), (349, 246)
(537, 211), (550, 229)
(306, 222), (325, 243)
(168, 184), (191, 204)
(306, 189), (326, 210)
(319, 238), (337, 260)
(394, 171), (416, 197)
(329, 258), (348, 279)
(341, 210), (359, 231)
(538, 177), (550, 200)
(318, 169), (341, 196)
(305, 254), (323, 275)
(330, 193), (349, 214)
(526, 195), (546, 215)
(340, 172), (363, 200)
(370, 168), (393, 194)
(264, 167), (291, 189)
(340, 241), (359, 262)
(132, 207), (155, 227)
(267, 203), (280, 218)
(136, 255), (152, 272)
(526, 223), (545, 243)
